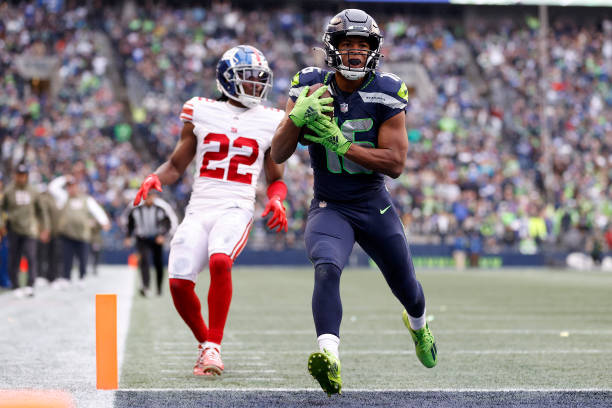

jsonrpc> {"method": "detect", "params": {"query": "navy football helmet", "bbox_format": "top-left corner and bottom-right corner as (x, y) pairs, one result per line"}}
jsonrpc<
(216, 45), (273, 108)
(322, 9), (383, 80)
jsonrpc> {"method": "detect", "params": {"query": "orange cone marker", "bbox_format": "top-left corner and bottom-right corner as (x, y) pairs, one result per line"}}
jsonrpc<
(96, 294), (118, 389)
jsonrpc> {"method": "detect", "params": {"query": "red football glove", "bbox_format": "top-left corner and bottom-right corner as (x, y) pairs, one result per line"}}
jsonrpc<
(133, 174), (162, 206)
(261, 196), (288, 233)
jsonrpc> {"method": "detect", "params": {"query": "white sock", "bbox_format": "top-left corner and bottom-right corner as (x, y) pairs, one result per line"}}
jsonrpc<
(317, 334), (340, 358)
(407, 309), (427, 331)
(202, 341), (221, 352)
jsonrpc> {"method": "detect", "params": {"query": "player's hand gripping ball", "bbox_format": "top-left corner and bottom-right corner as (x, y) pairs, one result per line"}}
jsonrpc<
(296, 84), (334, 146)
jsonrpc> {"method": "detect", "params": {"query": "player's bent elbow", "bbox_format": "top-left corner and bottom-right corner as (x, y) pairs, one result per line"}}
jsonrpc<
(386, 163), (404, 179)
(388, 169), (402, 179)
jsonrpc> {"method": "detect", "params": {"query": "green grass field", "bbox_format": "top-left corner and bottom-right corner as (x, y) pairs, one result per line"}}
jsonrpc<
(120, 267), (612, 391)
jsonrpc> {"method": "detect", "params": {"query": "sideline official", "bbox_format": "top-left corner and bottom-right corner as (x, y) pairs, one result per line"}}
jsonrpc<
(124, 191), (177, 297)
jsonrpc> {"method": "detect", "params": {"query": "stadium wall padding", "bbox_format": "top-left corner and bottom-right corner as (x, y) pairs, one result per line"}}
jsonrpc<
(100, 246), (573, 267)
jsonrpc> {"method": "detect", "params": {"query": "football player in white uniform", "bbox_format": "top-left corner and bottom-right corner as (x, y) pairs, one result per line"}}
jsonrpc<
(133, 45), (287, 376)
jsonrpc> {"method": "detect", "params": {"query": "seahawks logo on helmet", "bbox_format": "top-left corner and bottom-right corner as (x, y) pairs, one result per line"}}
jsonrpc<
(322, 9), (383, 80)
(216, 45), (273, 108)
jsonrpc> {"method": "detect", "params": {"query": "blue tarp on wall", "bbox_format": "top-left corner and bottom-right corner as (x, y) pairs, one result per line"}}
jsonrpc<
(101, 245), (570, 267)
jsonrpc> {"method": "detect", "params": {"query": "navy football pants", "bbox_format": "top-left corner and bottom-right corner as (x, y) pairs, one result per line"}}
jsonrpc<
(305, 193), (425, 337)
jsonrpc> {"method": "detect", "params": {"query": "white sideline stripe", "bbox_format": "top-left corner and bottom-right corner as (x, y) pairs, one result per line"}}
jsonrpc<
(117, 387), (612, 392)
(165, 361), (270, 367)
(160, 369), (276, 374)
(155, 329), (612, 338)
(117, 266), (136, 383)
(160, 378), (285, 382)
(156, 349), (612, 356)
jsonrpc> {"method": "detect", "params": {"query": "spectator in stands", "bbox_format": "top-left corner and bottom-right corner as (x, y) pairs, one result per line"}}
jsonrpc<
(468, 227), (483, 268)
(1, 2), (610, 257)
(0, 164), (50, 297)
(452, 230), (468, 270)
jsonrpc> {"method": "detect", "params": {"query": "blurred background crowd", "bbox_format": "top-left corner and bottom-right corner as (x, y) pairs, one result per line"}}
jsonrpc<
(1, 0), (612, 263)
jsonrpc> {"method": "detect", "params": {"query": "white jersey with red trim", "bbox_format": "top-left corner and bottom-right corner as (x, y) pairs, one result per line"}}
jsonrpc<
(179, 97), (284, 211)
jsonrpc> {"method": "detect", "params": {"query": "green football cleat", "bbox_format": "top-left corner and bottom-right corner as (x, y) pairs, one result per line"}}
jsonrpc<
(402, 309), (437, 368)
(308, 349), (342, 396)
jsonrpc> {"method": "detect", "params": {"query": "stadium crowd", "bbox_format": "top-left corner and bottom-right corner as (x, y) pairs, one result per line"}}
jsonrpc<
(1, 1), (611, 268)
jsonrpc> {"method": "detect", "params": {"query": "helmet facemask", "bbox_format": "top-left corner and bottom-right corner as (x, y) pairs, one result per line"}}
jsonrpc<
(219, 65), (273, 108)
(322, 9), (383, 80)
(216, 45), (273, 108)
(324, 34), (382, 80)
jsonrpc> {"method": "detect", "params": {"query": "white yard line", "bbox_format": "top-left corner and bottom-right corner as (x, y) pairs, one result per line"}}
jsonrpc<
(116, 387), (612, 392)
(154, 349), (612, 356)
(160, 369), (276, 374)
(222, 329), (612, 335)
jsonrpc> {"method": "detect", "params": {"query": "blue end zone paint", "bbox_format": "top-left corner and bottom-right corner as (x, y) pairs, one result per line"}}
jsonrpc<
(114, 390), (612, 408)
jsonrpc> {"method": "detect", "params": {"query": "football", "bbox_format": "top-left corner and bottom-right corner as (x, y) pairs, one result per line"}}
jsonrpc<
(298, 83), (333, 146)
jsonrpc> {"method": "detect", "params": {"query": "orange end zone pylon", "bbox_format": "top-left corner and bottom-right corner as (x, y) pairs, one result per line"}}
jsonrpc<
(0, 390), (75, 408)
(96, 294), (118, 390)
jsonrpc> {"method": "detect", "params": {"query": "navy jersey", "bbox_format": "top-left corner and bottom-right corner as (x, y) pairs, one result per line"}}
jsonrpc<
(289, 67), (408, 203)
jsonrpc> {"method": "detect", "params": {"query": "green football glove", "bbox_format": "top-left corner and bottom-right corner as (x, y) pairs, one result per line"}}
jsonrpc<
(288, 85), (334, 128)
(305, 116), (352, 156)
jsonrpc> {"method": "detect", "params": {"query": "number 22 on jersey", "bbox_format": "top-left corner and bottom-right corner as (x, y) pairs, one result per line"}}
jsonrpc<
(200, 133), (259, 184)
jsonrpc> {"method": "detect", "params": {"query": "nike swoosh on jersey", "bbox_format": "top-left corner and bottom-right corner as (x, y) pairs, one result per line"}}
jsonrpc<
(380, 205), (392, 214)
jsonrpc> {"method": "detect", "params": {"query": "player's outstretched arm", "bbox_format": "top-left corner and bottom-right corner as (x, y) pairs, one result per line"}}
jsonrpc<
(134, 122), (197, 205)
(271, 99), (300, 164)
(261, 149), (288, 233)
(343, 112), (408, 178)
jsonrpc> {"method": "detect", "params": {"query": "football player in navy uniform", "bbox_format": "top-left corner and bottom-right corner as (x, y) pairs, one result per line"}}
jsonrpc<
(271, 9), (437, 395)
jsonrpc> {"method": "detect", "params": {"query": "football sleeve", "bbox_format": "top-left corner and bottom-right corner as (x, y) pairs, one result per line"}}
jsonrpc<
(179, 97), (198, 123)
(377, 77), (409, 124)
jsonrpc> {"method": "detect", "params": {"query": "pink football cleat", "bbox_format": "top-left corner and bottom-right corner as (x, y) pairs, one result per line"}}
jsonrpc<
(193, 344), (206, 376)
(200, 347), (224, 376)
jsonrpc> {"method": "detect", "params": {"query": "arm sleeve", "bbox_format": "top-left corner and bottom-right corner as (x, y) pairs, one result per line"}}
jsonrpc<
(378, 78), (409, 124)
(48, 176), (68, 208)
(158, 208), (171, 236)
(153, 197), (179, 235)
(179, 97), (198, 123)
(86, 196), (110, 226)
(35, 192), (51, 232)
(126, 210), (135, 237)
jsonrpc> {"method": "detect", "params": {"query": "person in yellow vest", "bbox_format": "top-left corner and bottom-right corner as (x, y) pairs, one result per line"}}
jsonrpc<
(49, 175), (110, 287)
(0, 164), (50, 297)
